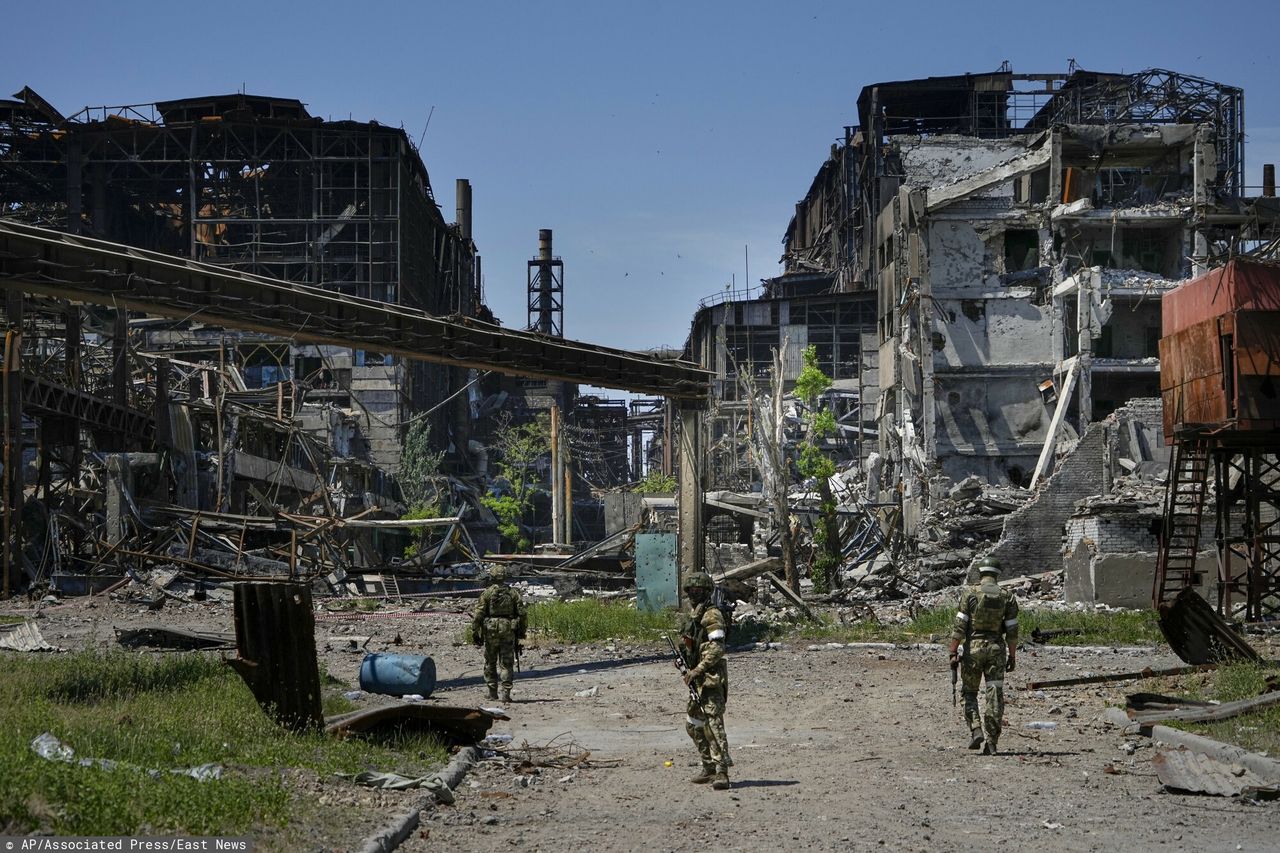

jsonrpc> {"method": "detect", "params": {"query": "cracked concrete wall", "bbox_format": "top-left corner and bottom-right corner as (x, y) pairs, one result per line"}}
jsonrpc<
(897, 136), (1026, 190)
(925, 214), (1054, 483)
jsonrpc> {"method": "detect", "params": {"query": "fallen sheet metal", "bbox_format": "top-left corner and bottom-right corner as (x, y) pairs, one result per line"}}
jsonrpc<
(1153, 748), (1279, 797)
(1026, 664), (1217, 690)
(1159, 588), (1260, 665)
(1127, 690), (1280, 725)
(114, 625), (236, 650)
(325, 703), (509, 745)
(0, 621), (62, 652)
(1126, 692), (1215, 712)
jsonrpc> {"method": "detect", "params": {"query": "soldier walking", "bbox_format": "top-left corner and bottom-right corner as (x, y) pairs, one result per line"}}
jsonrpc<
(948, 556), (1019, 754)
(472, 565), (527, 703)
(678, 572), (732, 790)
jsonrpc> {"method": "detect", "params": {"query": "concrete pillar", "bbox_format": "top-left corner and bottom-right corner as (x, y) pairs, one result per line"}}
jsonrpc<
(1077, 275), (1093, 428)
(105, 454), (130, 545)
(550, 404), (563, 547)
(677, 402), (704, 592)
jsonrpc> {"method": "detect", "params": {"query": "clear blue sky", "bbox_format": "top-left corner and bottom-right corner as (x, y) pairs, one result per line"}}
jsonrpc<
(4, 0), (1279, 354)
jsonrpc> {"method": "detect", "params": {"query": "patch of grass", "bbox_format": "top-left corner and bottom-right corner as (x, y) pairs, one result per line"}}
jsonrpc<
(528, 599), (676, 644)
(1019, 608), (1163, 647)
(0, 650), (447, 836)
(1161, 662), (1280, 756)
(0, 614), (29, 625)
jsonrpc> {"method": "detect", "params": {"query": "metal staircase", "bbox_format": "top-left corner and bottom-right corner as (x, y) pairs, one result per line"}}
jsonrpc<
(1154, 440), (1211, 608)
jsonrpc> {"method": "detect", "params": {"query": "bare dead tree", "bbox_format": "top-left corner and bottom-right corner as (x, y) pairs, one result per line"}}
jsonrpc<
(735, 340), (798, 591)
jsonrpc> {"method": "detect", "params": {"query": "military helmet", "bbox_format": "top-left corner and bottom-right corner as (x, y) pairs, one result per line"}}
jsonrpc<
(487, 564), (509, 583)
(976, 556), (1001, 577)
(682, 571), (713, 591)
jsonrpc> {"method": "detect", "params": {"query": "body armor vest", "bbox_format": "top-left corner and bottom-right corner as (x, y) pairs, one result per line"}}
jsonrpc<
(970, 582), (1007, 634)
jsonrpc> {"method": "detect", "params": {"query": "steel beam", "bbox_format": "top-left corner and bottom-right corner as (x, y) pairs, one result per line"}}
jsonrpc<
(0, 220), (710, 400)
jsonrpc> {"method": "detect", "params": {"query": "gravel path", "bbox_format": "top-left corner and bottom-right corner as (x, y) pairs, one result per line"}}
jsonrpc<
(8, 594), (1278, 852)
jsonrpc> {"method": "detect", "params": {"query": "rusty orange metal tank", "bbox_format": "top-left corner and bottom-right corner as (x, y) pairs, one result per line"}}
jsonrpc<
(1160, 259), (1280, 441)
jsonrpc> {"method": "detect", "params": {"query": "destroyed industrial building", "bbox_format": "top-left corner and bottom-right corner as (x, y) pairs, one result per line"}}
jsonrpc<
(0, 86), (707, 598)
(3, 65), (1280, 635)
(687, 65), (1280, 613)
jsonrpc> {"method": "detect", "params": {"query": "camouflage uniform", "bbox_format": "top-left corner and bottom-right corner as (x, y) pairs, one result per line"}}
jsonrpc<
(472, 568), (527, 702)
(951, 570), (1019, 753)
(682, 594), (732, 788)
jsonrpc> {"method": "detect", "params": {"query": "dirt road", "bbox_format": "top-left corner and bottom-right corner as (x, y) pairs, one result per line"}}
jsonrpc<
(10, 595), (1278, 852)
(404, 611), (1277, 853)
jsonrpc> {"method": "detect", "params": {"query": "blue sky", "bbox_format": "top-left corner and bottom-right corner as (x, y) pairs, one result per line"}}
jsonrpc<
(4, 0), (1279, 356)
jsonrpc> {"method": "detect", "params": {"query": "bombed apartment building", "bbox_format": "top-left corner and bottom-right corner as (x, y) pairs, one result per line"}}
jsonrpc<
(783, 67), (1280, 547)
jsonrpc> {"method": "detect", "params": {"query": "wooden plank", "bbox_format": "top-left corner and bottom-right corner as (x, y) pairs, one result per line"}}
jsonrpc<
(766, 572), (816, 621)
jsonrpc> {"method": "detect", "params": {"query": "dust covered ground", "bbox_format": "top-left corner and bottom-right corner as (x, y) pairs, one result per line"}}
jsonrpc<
(7, 593), (1279, 852)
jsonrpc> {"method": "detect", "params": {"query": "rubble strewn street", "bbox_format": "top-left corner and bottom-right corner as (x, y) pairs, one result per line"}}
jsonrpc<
(4, 10), (1280, 849)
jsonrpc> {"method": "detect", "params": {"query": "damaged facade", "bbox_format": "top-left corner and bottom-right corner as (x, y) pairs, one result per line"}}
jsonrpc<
(0, 89), (483, 476)
(780, 67), (1280, 572)
(0, 88), (492, 590)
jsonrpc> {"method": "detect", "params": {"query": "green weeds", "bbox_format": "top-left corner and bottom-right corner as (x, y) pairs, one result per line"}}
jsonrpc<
(0, 650), (446, 836)
(527, 599), (676, 644)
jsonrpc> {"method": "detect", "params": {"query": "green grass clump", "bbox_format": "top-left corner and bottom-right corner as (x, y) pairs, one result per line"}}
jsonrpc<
(0, 650), (447, 837)
(1162, 662), (1280, 756)
(1018, 608), (1162, 646)
(527, 599), (676, 644)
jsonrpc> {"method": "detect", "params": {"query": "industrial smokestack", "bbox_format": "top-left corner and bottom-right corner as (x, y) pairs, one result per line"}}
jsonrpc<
(538, 229), (554, 335)
(455, 178), (472, 239)
(1264, 164), (1276, 198)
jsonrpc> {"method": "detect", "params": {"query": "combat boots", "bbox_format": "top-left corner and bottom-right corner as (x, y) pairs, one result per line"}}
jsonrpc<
(487, 685), (498, 701)
(982, 738), (999, 755)
(967, 730), (984, 750)
(690, 764), (717, 784)
(711, 767), (731, 791)
(500, 687), (512, 703)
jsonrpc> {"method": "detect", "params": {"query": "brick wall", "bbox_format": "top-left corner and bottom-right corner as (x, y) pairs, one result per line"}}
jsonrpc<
(985, 424), (1108, 577)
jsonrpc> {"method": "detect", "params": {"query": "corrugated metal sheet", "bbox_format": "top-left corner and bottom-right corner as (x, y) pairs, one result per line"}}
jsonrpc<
(1153, 748), (1276, 797)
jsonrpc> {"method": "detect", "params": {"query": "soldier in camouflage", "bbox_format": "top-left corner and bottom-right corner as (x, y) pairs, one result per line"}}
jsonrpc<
(948, 556), (1019, 754)
(472, 564), (527, 703)
(678, 571), (732, 790)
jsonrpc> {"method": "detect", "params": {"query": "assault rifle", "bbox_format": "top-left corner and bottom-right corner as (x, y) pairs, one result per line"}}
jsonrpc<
(665, 633), (703, 709)
(951, 656), (958, 707)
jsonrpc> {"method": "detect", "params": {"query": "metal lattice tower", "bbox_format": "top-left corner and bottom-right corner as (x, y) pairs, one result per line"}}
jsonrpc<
(527, 228), (563, 337)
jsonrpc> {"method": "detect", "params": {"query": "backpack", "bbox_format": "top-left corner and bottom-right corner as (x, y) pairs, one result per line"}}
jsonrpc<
(710, 584), (737, 642)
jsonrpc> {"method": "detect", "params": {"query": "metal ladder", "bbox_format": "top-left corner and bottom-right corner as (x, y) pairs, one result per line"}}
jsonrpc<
(383, 572), (403, 602)
(1154, 439), (1211, 607)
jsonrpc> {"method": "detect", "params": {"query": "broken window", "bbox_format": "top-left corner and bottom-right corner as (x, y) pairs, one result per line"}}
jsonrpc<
(1004, 230), (1039, 272)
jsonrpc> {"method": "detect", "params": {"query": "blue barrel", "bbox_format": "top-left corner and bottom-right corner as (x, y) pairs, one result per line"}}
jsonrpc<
(359, 653), (436, 697)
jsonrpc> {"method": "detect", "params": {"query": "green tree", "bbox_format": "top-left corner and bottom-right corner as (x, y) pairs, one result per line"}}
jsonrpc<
(794, 346), (841, 593)
(400, 419), (444, 509)
(482, 416), (550, 551)
(635, 470), (677, 493)
(399, 420), (445, 559)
